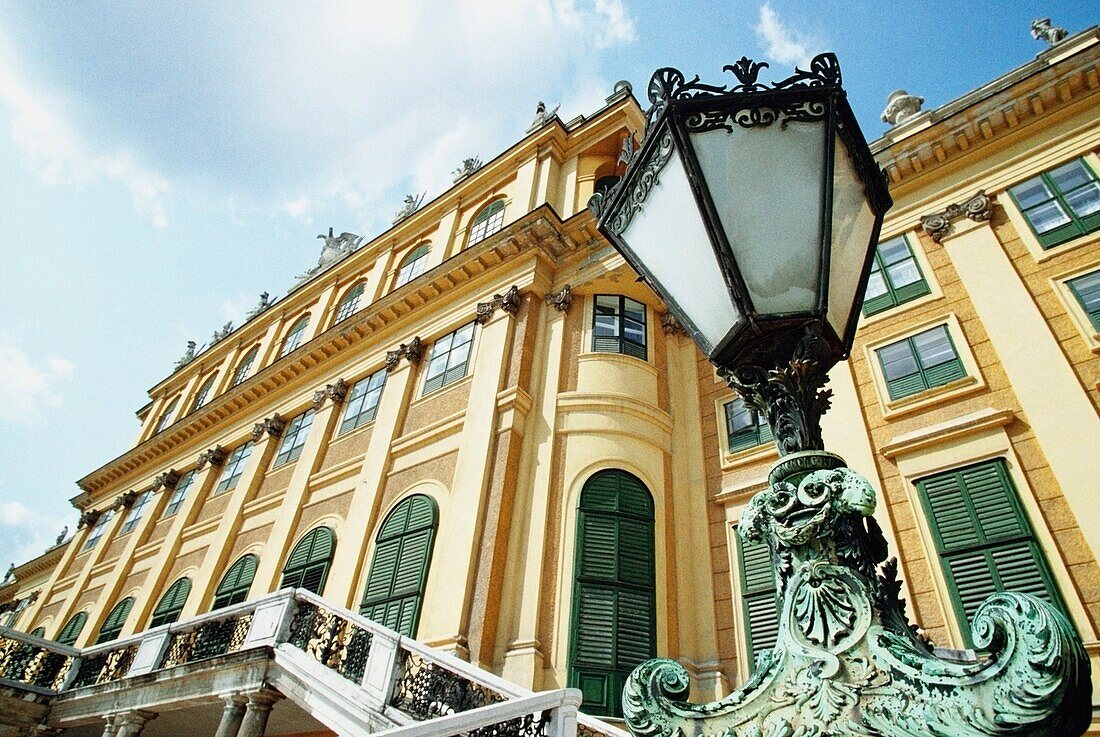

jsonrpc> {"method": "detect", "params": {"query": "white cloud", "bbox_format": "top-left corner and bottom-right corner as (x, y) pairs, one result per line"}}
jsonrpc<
(282, 196), (312, 223)
(0, 498), (72, 568)
(0, 335), (73, 425)
(221, 294), (255, 326)
(755, 3), (822, 67)
(0, 37), (172, 228)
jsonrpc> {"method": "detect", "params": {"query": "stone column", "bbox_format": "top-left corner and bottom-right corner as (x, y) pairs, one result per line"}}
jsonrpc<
(99, 716), (118, 737)
(114, 711), (156, 737)
(237, 690), (283, 737)
(214, 693), (247, 737)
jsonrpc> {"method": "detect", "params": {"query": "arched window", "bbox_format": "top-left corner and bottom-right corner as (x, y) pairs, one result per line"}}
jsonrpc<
(466, 200), (505, 247)
(30, 626), (46, 638)
(594, 175), (621, 196)
(279, 314), (311, 358)
(154, 396), (180, 434)
(231, 346), (260, 387)
(334, 282), (366, 324)
(359, 495), (437, 636)
(150, 578), (191, 627)
(190, 373), (218, 413)
(395, 243), (431, 288)
(95, 597), (134, 644)
(56, 611), (88, 646)
(280, 527), (335, 594)
(569, 470), (656, 717)
(213, 555), (259, 610)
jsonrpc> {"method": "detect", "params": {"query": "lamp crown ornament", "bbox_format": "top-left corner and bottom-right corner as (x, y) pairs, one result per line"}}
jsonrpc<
(593, 52), (1090, 736)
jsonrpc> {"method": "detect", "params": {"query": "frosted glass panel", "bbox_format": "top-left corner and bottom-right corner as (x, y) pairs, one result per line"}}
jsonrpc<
(619, 150), (741, 352)
(690, 123), (825, 315)
(827, 135), (878, 339)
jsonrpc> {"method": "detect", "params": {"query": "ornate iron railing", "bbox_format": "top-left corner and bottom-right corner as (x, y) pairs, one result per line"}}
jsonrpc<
(0, 630), (74, 691)
(390, 649), (507, 719)
(468, 709), (551, 737)
(161, 611), (254, 668)
(287, 599), (373, 683)
(69, 643), (139, 689)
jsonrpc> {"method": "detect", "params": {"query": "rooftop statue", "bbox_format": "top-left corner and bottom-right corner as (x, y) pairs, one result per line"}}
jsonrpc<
(299, 227), (364, 280)
(527, 100), (560, 132)
(1031, 18), (1068, 46)
(246, 291), (273, 320)
(173, 340), (197, 372)
(393, 193), (426, 225)
(452, 156), (483, 183)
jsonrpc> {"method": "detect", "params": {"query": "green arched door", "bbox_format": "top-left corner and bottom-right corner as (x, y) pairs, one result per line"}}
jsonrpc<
(359, 494), (437, 636)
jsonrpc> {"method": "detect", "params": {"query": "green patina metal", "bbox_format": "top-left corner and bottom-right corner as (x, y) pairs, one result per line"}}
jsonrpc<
(621, 450), (1092, 737)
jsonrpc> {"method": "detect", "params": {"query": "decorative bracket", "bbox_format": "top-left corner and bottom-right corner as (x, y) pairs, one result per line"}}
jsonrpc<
(196, 445), (228, 471)
(151, 469), (181, 493)
(660, 312), (688, 336)
(115, 491), (139, 510)
(921, 190), (993, 242)
(544, 285), (573, 314)
(385, 336), (424, 372)
(252, 413), (286, 441)
(77, 509), (102, 530)
(313, 378), (349, 410)
(476, 285), (522, 324)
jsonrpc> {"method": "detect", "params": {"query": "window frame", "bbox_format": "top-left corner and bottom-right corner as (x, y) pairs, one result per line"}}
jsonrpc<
(213, 554), (259, 610)
(421, 322), (477, 396)
(153, 396), (180, 434)
(56, 611), (88, 646)
(214, 442), (254, 495)
(279, 314), (311, 358)
(1066, 269), (1100, 333)
(231, 346), (260, 387)
(1007, 157), (1100, 249)
(333, 282), (366, 325)
(395, 243), (431, 288)
(280, 527), (336, 595)
(118, 490), (152, 536)
(875, 324), (967, 401)
(150, 578), (191, 628)
(163, 469), (197, 518)
(82, 509), (114, 552)
(722, 397), (774, 454)
(95, 597), (134, 644)
(591, 294), (648, 360)
(190, 373), (218, 414)
(861, 235), (931, 316)
(339, 368), (388, 435)
(466, 199), (506, 248)
(735, 529), (779, 670)
(272, 409), (315, 468)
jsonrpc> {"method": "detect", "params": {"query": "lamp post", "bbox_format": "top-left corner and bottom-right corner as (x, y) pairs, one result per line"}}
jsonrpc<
(590, 54), (1090, 737)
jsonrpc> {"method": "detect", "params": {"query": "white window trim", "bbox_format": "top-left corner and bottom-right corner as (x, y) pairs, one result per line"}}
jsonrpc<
(415, 322), (480, 399)
(713, 395), (778, 470)
(1049, 261), (1100, 353)
(580, 291), (653, 364)
(856, 230), (944, 327)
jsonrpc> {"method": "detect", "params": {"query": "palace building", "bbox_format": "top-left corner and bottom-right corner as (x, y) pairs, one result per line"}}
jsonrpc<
(1, 23), (1099, 737)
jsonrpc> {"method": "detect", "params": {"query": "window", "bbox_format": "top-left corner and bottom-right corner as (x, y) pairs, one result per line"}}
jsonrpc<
(273, 410), (315, 468)
(213, 555), (259, 610)
(280, 527), (335, 595)
(154, 396), (179, 434)
(724, 398), (773, 453)
(30, 626), (45, 638)
(1067, 270), (1100, 331)
(214, 442), (254, 495)
(422, 323), (475, 395)
(279, 314), (310, 358)
(1, 598), (30, 628)
(163, 470), (196, 518)
(190, 374), (218, 413)
(736, 531), (779, 669)
(395, 243), (430, 288)
(593, 295), (647, 360)
(334, 282), (365, 324)
(231, 346), (260, 387)
(569, 470), (655, 718)
(862, 236), (930, 316)
(340, 369), (388, 434)
(118, 491), (152, 536)
(916, 460), (1068, 645)
(594, 175), (621, 197)
(82, 510), (114, 552)
(1009, 158), (1100, 248)
(467, 200), (505, 247)
(95, 598), (134, 644)
(56, 612), (88, 646)
(359, 495), (437, 636)
(150, 578), (191, 627)
(875, 325), (965, 401)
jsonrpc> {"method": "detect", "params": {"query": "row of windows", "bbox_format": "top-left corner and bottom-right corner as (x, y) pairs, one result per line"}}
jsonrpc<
(153, 199), (511, 438)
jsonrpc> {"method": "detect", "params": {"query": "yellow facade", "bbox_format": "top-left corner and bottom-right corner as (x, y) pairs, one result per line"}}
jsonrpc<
(2, 26), (1099, 730)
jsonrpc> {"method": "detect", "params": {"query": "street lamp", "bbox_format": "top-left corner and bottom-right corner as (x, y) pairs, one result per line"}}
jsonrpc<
(591, 54), (1090, 737)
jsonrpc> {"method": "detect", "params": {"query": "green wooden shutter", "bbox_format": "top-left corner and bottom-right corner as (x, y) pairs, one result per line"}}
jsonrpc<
(95, 598), (134, 644)
(737, 534), (780, 665)
(360, 495), (437, 637)
(56, 612), (88, 646)
(569, 470), (655, 718)
(917, 460), (1068, 645)
(151, 578), (192, 627)
(213, 555), (259, 610)
(30, 627), (45, 638)
(281, 527), (336, 595)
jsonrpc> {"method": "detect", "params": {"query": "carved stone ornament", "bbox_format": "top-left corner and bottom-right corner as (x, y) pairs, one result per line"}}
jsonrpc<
(0, 600), (16, 615)
(622, 450), (1091, 737)
(312, 378), (349, 410)
(393, 192), (426, 225)
(246, 292), (273, 320)
(151, 469), (181, 493)
(173, 340), (197, 372)
(210, 321), (233, 346)
(881, 89), (924, 126)
(660, 312), (687, 336)
(476, 285), (522, 324)
(1031, 17), (1068, 46)
(544, 285), (573, 314)
(921, 190), (993, 242)
(527, 100), (560, 132)
(77, 509), (102, 530)
(196, 445), (228, 471)
(452, 157), (483, 183)
(385, 336), (425, 372)
(299, 227), (364, 281)
(252, 413), (286, 441)
(115, 491), (139, 510)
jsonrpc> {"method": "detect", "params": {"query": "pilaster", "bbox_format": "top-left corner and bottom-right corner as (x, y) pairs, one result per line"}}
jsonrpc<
(22, 523), (94, 633)
(49, 506), (128, 646)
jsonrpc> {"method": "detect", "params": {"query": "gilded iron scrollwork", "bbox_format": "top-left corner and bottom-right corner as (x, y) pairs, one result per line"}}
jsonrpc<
(391, 649), (506, 720)
(70, 645), (139, 689)
(287, 601), (373, 683)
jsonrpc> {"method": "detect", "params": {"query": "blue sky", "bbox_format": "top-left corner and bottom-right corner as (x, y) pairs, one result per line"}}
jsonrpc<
(0, 1), (1095, 570)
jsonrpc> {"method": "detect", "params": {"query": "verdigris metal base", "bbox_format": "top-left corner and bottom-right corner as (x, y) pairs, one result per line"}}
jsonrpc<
(623, 452), (1091, 737)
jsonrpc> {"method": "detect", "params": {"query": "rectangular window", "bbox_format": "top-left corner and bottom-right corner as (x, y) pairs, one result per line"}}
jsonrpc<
(592, 295), (647, 360)
(423, 323), (476, 395)
(875, 324), (966, 400)
(273, 410), (315, 468)
(118, 491), (152, 536)
(862, 236), (930, 316)
(1067, 270), (1100, 331)
(163, 470), (196, 517)
(1009, 158), (1100, 249)
(724, 398), (773, 453)
(340, 369), (387, 434)
(916, 460), (1069, 645)
(214, 442), (254, 495)
(736, 531), (779, 669)
(82, 510), (114, 552)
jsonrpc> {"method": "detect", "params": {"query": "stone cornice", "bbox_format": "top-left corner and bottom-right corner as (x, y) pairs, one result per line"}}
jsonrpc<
(879, 408), (1016, 459)
(75, 207), (577, 500)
